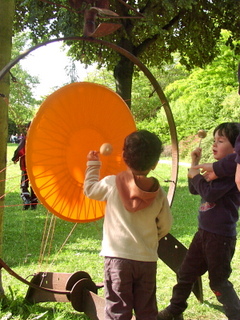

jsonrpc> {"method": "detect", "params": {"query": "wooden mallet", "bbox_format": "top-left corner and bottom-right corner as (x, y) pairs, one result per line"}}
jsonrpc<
(99, 143), (113, 156)
(197, 129), (207, 147)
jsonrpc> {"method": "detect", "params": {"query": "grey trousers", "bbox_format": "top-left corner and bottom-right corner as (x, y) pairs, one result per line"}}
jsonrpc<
(104, 257), (158, 320)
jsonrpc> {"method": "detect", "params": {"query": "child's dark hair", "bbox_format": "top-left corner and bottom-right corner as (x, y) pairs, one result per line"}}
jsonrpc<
(213, 122), (240, 147)
(123, 130), (163, 171)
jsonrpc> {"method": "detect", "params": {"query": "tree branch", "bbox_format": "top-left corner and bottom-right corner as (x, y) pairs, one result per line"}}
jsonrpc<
(134, 9), (186, 56)
(162, 9), (186, 31)
(134, 34), (159, 57)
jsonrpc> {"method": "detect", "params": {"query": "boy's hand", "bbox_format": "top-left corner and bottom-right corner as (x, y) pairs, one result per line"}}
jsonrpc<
(190, 147), (202, 166)
(194, 163), (213, 173)
(188, 147), (202, 179)
(202, 171), (218, 182)
(87, 151), (99, 161)
(193, 163), (218, 181)
(188, 167), (200, 178)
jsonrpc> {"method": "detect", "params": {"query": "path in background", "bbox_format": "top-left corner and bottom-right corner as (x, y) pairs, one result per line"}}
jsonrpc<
(159, 159), (190, 167)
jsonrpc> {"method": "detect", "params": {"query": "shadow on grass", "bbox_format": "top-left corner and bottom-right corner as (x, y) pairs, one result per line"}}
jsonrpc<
(3, 190), (104, 269)
(202, 300), (224, 313)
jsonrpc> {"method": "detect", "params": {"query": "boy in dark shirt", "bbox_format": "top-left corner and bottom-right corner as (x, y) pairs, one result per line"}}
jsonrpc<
(194, 132), (240, 190)
(158, 122), (240, 320)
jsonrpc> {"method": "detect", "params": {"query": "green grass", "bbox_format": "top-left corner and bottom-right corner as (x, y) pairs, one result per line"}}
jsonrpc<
(0, 144), (239, 319)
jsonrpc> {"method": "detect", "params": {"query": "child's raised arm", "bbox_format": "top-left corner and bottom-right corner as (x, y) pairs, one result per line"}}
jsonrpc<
(87, 150), (100, 161)
(188, 147), (202, 179)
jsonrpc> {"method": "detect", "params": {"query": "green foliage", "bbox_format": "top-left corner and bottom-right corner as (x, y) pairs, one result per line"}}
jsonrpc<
(137, 113), (172, 145)
(14, 1), (240, 76)
(131, 59), (189, 122)
(138, 31), (240, 147)
(9, 33), (41, 134)
(218, 92), (240, 123)
(76, 32), (240, 152)
(12, 0), (240, 109)
(83, 66), (115, 91)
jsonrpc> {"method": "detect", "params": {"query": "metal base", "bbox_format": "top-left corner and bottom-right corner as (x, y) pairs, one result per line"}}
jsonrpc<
(24, 234), (204, 319)
(24, 271), (136, 319)
(25, 272), (76, 303)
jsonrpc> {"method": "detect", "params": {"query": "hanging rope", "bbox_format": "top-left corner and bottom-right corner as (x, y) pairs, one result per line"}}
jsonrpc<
(0, 172), (30, 202)
(38, 212), (57, 269)
(0, 178), (21, 201)
(0, 157), (16, 173)
(47, 222), (78, 270)
(1, 165), (81, 272)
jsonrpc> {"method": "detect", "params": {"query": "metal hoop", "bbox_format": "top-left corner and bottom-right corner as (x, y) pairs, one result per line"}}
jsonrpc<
(0, 36), (179, 206)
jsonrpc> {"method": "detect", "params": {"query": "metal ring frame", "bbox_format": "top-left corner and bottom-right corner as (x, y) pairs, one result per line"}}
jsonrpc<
(0, 36), (179, 205)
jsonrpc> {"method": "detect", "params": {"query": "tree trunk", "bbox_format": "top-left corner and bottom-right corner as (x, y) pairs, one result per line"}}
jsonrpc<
(114, 39), (134, 109)
(114, 57), (134, 109)
(0, 0), (15, 297)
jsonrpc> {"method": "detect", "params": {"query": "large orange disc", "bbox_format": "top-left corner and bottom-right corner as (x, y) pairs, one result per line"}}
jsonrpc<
(26, 82), (136, 222)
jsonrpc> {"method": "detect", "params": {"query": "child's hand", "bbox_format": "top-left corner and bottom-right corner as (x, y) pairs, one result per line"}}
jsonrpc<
(87, 151), (99, 161)
(191, 147), (202, 166)
(203, 171), (218, 182)
(188, 167), (200, 179)
(194, 163), (213, 173)
(193, 163), (218, 181)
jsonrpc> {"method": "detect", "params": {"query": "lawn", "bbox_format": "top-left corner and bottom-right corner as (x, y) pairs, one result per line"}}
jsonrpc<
(0, 143), (239, 319)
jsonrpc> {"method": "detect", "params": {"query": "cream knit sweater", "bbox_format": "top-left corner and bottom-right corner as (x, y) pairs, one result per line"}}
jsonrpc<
(84, 161), (172, 262)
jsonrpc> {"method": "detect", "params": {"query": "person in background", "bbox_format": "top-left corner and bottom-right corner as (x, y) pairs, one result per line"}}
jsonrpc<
(10, 134), (15, 143)
(10, 133), (19, 143)
(84, 130), (172, 320)
(158, 122), (240, 320)
(12, 122), (38, 210)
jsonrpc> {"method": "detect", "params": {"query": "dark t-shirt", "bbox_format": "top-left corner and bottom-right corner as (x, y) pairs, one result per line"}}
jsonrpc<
(188, 174), (239, 237)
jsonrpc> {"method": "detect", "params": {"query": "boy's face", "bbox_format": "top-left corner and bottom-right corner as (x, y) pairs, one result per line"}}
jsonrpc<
(212, 130), (234, 160)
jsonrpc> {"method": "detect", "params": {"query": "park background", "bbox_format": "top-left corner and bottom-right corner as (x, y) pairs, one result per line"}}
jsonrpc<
(1, 1), (240, 319)
(2, 142), (239, 320)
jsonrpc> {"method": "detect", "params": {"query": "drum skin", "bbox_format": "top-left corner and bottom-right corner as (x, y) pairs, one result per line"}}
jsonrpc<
(26, 82), (136, 222)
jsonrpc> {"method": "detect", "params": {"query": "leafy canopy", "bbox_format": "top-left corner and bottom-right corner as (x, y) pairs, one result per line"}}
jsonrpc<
(9, 33), (40, 132)
(137, 30), (240, 144)
(14, 0), (240, 71)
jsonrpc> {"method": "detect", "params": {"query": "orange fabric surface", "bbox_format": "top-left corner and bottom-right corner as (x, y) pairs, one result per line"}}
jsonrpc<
(26, 82), (136, 222)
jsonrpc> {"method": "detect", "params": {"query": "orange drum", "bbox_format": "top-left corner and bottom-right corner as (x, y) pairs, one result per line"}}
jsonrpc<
(26, 82), (136, 222)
